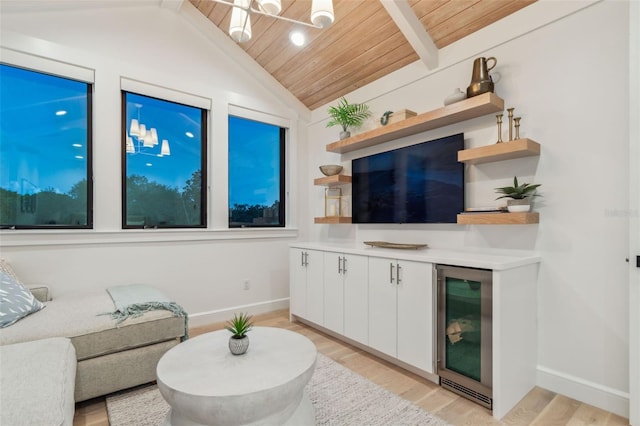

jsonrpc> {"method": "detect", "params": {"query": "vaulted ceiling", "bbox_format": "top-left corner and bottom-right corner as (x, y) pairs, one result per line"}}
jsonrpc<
(189, 0), (536, 110)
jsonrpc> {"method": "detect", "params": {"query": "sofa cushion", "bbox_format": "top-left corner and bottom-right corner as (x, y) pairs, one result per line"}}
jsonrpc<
(0, 270), (45, 328)
(0, 290), (185, 360)
(0, 337), (76, 426)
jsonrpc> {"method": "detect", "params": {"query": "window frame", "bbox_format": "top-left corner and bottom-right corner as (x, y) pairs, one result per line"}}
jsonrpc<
(120, 90), (208, 230)
(0, 62), (94, 230)
(227, 115), (286, 229)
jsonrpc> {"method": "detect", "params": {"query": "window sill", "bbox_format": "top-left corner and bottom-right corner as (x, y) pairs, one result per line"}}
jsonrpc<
(0, 227), (299, 247)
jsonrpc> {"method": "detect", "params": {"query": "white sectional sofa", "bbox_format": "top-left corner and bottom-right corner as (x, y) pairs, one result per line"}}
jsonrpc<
(0, 259), (188, 426)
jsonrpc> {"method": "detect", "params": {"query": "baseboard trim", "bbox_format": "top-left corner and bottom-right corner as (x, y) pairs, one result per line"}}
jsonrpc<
(537, 365), (629, 418)
(187, 298), (290, 327)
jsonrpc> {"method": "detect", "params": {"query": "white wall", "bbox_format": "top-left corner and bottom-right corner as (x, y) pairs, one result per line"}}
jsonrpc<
(0, 0), (634, 418)
(305, 0), (631, 417)
(0, 2), (304, 326)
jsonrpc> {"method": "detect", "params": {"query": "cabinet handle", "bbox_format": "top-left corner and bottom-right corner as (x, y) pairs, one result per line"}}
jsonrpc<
(397, 264), (402, 284)
(390, 263), (395, 283)
(342, 256), (347, 273)
(304, 252), (309, 267)
(301, 251), (305, 267)
(338, 256), (342, 274)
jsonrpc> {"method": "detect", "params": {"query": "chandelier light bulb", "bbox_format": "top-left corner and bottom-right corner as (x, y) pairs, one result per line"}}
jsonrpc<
(257, 0), (281, 16)
(150, 128), (159, 145)
(161, 139), (171, 156)
(129, 119), (140, 137)
(230, 0), (252, 43)
(126, 137), (135, 153)
(311, 0), (334, 28)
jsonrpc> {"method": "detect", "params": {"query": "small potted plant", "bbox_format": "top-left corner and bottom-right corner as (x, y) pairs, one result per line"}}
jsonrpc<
(495, 176), (541, 212)
(326, 97), (372, 140)
(225, 312), (254, 355)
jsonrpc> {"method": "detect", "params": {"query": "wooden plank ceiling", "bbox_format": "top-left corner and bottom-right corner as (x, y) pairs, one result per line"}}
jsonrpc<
(189, 0), (536, 110)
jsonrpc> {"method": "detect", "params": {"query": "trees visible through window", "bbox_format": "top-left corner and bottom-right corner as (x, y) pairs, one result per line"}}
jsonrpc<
(228, 115), (285, 227)
(122, 92), (206, 228)
(0, 64), (92, 228)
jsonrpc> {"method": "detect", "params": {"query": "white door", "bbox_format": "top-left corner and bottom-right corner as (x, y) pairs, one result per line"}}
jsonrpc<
(369, 257), (398, 357)
(289, 249), (307, 318)
(323, 252), (344, 334)
(305, 249), (324, 326)
(630, 2), (639, 423)
(397, 260), (433, 372)
(343, 254), (369, 345)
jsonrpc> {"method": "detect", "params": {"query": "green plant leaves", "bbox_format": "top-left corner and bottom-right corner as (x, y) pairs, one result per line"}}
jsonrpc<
(225, 312), (254, 338)
(495, 176), (541, 200)
(326, 97), (372, 131)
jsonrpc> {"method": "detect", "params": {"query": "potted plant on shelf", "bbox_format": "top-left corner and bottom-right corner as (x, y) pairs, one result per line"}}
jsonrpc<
(326, 97), (372, 140)
(495, 176), (541, 212)
(225, 312), (254, 355)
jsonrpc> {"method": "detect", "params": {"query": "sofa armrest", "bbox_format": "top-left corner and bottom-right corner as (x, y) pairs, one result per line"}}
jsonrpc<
(28, 286), (50, 303)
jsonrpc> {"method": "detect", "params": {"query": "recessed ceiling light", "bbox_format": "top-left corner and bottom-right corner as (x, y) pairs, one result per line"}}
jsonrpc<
(185, 131), (194, 138)
(146, 163), (153, 167)
(289, 31), (305, 47)
(72, 143), (82, 148)
(74, 155), (84, 159)
(56, 110), (67, 116)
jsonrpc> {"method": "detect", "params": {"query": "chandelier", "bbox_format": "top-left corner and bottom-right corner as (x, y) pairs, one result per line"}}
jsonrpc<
(212, 0), (335, 43)
(126, 106), (171, 157)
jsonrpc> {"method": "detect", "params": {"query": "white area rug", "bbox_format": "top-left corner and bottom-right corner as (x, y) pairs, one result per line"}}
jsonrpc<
(106, 353), (449, 425)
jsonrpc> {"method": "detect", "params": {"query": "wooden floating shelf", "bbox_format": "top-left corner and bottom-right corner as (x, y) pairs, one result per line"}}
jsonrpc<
(457, 212), (539, 225)
(326, 93), (504, 154)
(458, 138), (540, 164)
(314, 216), (352, 224)
(313, 175), (352, 186)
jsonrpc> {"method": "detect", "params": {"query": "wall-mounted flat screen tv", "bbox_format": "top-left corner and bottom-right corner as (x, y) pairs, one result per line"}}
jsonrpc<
(352, 133), (464, 224)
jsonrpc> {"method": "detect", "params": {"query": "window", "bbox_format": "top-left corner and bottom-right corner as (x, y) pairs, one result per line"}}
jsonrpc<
(122, 92), (206, 228)
(0, 63), (93, 229)
(228, 115), (285, 227)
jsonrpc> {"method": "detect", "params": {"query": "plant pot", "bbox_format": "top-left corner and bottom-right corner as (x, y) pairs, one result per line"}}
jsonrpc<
(507, 199), (531, 213)
(229, 335), (249, 355)
(339, 130), (351, 140)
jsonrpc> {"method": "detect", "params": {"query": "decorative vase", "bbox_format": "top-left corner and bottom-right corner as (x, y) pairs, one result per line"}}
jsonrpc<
(339, 130), (351, 140)
(229, 335), (249, 355)
(507, 199), (531, 213)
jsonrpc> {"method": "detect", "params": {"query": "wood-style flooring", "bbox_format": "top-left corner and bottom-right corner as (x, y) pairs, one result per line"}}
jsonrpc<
(73, 309), (629, 426)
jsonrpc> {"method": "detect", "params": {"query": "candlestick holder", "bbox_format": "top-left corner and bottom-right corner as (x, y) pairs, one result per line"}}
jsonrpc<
(514, 117), (521, 139)
(496, 114), (503, 143)
(507, 107), (515, 141)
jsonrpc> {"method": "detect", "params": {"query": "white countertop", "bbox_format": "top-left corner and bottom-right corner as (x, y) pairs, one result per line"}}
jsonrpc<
(290, 242), (540, 270)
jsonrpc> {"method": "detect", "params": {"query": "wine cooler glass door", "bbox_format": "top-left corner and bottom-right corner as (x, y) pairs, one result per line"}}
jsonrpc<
(437, 265), (492, 407)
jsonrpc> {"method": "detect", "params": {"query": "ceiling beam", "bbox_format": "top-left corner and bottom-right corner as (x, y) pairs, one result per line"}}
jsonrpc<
(379, 0), (438, 70)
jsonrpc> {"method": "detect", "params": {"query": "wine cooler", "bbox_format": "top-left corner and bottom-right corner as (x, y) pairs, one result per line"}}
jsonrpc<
(436, 264), (493, 409)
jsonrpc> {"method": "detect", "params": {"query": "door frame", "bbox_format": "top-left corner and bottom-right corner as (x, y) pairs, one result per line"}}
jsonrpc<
(629, 1), (639, 424)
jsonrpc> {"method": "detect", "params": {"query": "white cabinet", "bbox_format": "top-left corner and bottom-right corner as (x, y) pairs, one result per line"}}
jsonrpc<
(369, 257), (434, 373)
(323, 252), (369, 344)
(289, 248), (324, 325)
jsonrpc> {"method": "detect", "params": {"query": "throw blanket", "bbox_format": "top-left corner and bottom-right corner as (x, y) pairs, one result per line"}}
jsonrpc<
(106, 284), (188, 340)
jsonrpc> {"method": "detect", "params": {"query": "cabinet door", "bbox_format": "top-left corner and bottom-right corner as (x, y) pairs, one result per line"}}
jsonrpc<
(305, 249), (324, 326)
(289, 249), (307, 318)
(369, 257), (397, 357)
(323, 252), (344, 334)
(397, 260), (433, 372)
(343, 254), (369, 345)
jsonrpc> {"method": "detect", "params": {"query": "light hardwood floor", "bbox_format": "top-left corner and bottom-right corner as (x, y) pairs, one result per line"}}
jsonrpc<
(73, 309), (629, 426)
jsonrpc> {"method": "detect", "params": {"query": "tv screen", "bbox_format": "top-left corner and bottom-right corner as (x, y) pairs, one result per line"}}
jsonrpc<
(352, 133), (464, 224)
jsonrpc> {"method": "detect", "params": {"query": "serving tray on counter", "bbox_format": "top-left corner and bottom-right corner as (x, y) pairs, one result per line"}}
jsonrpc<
(364, 241), (428, 250)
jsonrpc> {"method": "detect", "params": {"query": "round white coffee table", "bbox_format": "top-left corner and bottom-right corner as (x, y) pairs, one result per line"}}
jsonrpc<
(156, 326), (317, 426)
